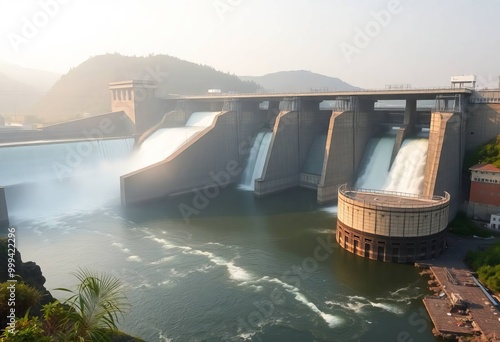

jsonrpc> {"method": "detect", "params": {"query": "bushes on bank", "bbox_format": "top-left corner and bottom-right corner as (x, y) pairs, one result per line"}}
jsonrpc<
(449, 212), (492, 237)
(0, 269), (137, 342)
(464, 134), (500, 170)
(465, 243), (500, 293)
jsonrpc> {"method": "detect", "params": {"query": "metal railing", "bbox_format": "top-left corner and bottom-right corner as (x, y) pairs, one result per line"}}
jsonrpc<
(338, 184), (450, 208)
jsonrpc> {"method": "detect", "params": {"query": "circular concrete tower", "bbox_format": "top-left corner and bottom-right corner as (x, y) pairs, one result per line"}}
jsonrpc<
(336, 185), (450, 263)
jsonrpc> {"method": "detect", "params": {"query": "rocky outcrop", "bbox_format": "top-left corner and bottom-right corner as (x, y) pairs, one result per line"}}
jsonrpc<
(0, 239), (55, 315)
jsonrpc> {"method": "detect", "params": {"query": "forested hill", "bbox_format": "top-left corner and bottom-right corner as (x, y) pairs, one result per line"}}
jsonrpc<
(35, 54), (259, 122)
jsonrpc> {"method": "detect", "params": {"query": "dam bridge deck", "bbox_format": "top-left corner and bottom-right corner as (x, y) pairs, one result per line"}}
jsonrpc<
(166, 88), (473, 101)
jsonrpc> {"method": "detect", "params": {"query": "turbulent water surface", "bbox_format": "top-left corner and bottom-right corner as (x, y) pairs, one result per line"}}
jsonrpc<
(2, 128), (437, 341)
(7, 187), (436, 342)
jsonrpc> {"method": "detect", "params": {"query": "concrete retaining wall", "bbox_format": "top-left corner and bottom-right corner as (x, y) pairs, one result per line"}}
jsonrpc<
(465, 103), (500, 150)
(42, 111), (135, 136)
(317, 111), (355, 202)
(0, 112), (134, 145)
(136, 110), (188, 146)
(0, 187), (8, 228)
(121, 111), (239, 206)
(237, 103), (268, 166)
(255, 111), (299, 196)
(390, 100), (417, 166)
(466, 202), (499, 221)
(423, 112), (462, 218)
(317, 108), (380, 203)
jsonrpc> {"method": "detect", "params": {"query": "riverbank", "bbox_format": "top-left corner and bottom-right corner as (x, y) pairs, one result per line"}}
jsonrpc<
(416, 234), (500, 341)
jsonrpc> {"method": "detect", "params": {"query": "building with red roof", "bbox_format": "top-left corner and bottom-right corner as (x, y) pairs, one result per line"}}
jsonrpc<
(468, 163), (500, 219)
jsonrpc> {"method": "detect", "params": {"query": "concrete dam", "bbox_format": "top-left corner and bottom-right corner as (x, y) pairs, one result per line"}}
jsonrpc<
(2, 80), (500, 262)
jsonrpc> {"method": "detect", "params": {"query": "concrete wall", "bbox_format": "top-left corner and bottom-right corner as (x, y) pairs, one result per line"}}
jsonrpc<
(121, 111), (239, 206)
(42, 111), (135, 137)
(338, 190), (449, 238)
(317, 111), (355, 202)
(298, 102), (330, 189)
(466, 202), (499, 220)
(136, 110), (188, 146)
(110, 81), (175, 135)
(423, 112), (462, 217)
(254, 111), (299, 196)
(390, 99), (417, 166)
(236, 102), (268, 166)
(317, 105), (380, 203)
(0, 187), (8, 229)
(0, 112), (134, 144)
(465, 103), (500, 150)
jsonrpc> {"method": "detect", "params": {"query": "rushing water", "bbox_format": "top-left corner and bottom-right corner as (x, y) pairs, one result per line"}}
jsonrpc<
(355, 135), (429, 195)
(9, 187), (435, 342)
(355, 136), (396, 190)
(132, 112), (220, 171)
(1, 129), (437, 341)
(239, 131), (273, 191)
(384, 139), (429, 195)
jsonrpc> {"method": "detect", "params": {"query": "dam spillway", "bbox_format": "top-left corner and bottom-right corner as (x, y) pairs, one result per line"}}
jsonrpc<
(1, 85), (489, 239)
(131, 111), (221, 171)
(0, 138), (134, 219)
(239, 131), (273, 191)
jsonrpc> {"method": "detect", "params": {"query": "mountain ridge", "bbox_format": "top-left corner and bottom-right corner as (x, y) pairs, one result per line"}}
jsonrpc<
(241, 70), (360, 93)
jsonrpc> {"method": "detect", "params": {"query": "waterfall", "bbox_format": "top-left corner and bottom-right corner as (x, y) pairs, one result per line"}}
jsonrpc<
(131, 111), (220, 171)
(302, 134), (327, 175)
(239, 131), (273, 191)
(0, 138), (134, 186)
(383, 139), (429, 195)
(355, 136), (396, 190)
(354, 135), (429, 195)
(0, 138), (135, 218)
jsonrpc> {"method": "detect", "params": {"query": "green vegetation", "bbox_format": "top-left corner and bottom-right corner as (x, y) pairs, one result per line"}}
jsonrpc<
(0, 282), (42, 322)
(465, 243), (500, 293)
(37, 53), (261, 122)
(464, 135), (500, 170)
(448, 212), (494, 237)
(0, 269), (140, 342)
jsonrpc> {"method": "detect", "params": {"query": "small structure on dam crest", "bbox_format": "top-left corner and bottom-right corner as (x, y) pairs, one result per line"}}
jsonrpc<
(336, 185), (450, 263)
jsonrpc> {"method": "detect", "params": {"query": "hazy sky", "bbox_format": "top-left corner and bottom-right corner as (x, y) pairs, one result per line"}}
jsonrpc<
(1, 0), (499, 88)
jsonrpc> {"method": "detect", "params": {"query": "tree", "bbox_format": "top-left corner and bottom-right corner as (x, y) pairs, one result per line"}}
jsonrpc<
(54, 268), (130, 341)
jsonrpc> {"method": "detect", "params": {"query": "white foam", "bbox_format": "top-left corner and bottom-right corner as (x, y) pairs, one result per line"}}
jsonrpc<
(150, 256), (176, 265)
(384, 139), (428, 194)
(310, 228), (336, 234)
(321, 206), (338, 214)
(262, 277), (343, 328)
(127, 255), (142, 262)
(332, 295), (405, 315)
(148, 234), (253, 282)
(112, 242), (131, 254)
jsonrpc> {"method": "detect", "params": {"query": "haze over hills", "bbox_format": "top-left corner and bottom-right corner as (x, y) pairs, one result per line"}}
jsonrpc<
(0, 61), (61, 92)
(0, 71), (40, 116)
(0, 63), (61, 117)
(1, 54), (361, 123)
(34, 54), (260, 122)
(241, 70), (360, 93)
